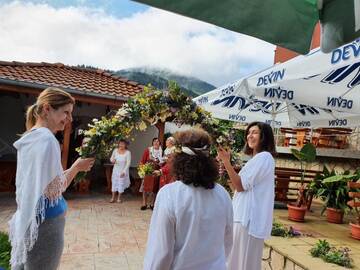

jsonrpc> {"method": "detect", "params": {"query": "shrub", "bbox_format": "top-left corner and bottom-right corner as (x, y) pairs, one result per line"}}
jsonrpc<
(310, 239), (353, 268)
(0, 231), (11, 270)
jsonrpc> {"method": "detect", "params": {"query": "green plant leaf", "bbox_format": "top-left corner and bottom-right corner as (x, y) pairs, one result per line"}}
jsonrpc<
(300, 143), (316, 162)
(323, 174), (354, 183)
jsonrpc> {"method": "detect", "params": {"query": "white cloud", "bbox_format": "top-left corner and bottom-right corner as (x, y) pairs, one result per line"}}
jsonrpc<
(0, 1), (275, 86)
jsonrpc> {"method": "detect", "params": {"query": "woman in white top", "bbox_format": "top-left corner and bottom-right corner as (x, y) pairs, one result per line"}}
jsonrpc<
(9, 87), (94, 270)
(110, 139), (131, 203)
(217, 121), (276, 270)
(144, 128), (233, 270)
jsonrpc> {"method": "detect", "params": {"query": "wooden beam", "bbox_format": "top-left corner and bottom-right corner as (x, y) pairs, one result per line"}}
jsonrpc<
(0, 83), (125, 107)
(61, 122), (71, 169)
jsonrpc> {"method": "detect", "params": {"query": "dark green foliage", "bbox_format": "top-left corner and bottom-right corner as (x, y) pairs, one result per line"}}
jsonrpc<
(310, 239), (331, 257)
(0, 231), (11, 270)
(290, 143), (317, 207)
(310, 239), (353, 268)
(311, 166), (352, 214)
(271, 221), (298, 237)
(115, 68), (216, 97)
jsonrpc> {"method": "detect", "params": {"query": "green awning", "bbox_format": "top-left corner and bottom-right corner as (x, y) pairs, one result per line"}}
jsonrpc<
(134, 0), (360, 54)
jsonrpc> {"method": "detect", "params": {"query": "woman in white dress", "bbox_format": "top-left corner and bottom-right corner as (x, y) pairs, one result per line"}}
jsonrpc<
(144, 128), (233, 270)
(110, 139), (131, 203)
(217, 121), (276, 270)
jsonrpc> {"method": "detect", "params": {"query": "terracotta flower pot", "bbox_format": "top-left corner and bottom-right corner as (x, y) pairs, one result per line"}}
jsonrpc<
(287, 204), (307, 222)
(326, 208), (344, 224)
(350, 223), (360, 240)
(78, 179), (91, 193)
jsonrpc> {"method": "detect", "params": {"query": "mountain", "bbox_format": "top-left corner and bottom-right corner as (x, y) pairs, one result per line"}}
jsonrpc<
(114, 67), (216, 97)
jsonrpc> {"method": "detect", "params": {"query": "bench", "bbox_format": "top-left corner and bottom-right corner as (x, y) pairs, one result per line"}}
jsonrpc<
(280, 128), (311, 147)
(312, 128), (352, 149)
(275, 167), (321, 209)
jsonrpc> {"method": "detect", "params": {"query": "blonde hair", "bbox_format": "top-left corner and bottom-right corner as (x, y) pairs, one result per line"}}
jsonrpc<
(26, 87), (75, 130)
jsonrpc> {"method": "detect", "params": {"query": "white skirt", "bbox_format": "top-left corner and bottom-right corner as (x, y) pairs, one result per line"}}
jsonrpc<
(226, 223), (264, 270)
(111, 176), (130, 193)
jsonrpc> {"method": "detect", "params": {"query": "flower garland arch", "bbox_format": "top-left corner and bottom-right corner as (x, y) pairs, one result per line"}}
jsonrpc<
(76, 82), (244, 187)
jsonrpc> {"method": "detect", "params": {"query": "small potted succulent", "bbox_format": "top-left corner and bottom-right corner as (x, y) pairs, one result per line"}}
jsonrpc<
(287, 143), (316, 222)
(316, 168), (353, 224)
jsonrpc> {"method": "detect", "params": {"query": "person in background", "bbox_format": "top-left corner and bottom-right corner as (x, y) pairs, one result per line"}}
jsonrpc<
(139, 138), (162, 210)
(155, 136), (176, 189)
(217, 121), (276, 270)
(162, 136), (176, 162)
(110, 139), (131, 203)
(9, 87), (94, 270)
(143, 128), (233, 270)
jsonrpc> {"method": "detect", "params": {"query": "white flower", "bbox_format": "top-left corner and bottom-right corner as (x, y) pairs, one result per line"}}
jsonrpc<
(78, 129), (83, 135)
(92, 118), (99, 123)
(116, 107), (129, 117)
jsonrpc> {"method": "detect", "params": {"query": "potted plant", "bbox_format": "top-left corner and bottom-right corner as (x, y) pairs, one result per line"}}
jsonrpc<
(287, 143), (316, 222)
(348, 176), (360, 240)
(316, 169), (352, 224)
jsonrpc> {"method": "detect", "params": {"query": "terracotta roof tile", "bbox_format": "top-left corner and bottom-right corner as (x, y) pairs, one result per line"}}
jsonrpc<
(0, 61), (144, 99)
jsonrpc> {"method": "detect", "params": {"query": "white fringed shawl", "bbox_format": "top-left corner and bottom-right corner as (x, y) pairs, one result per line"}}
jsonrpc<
(9, 127), (66, 268)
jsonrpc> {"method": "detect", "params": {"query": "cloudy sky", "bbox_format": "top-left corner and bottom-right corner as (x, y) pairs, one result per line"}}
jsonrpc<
(0, 0), (275, 86)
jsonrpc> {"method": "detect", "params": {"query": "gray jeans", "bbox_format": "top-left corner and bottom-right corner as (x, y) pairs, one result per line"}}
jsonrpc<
(14, 213), (66, 270)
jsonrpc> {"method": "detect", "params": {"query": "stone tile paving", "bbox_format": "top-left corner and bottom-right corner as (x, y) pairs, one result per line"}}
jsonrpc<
(1, 193), (360, 270)
(0, 192), (151, 270)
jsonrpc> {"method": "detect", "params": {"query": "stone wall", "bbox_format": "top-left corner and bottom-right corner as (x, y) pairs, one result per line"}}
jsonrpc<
(262, 244), (305, 270)
(348, 127), (360, 151)
(276, 156), (360, 174)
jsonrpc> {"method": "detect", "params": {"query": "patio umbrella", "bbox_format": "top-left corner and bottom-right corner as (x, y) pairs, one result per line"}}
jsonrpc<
(134, 0), (360, 54)
(239, 39), (360, 115)
(193, 81), (360, 128)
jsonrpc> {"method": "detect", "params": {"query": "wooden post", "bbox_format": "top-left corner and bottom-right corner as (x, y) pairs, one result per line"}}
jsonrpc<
(61, 122), (71, 169)
(155, 121), (165, 146)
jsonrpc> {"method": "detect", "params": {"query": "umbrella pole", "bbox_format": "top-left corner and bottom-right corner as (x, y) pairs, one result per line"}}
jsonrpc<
(271, 99), (279, 146)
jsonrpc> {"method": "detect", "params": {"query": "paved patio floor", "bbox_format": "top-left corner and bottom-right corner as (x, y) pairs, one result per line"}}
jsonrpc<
(0, 192), (151, 270)
(1, 192), (360, 270)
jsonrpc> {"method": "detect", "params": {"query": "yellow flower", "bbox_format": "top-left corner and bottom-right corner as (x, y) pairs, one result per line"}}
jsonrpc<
(138, 121), (147, 131)
(138, 98), (147, 105)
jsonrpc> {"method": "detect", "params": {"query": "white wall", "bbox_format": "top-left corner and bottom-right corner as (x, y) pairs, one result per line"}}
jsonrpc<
(127, 126), (158, 167)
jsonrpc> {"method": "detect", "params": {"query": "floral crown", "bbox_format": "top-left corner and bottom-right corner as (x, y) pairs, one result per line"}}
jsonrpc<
(175, 144), (210, 156)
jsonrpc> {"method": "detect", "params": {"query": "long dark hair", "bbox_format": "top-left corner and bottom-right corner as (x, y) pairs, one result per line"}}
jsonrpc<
(243, 122), (276, 156)
(171, 128), (218, 189)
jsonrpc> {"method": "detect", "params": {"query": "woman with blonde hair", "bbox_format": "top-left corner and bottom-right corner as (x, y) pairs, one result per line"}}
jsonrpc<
(144, 128), (233, 270)
(9, 87), (94, 270)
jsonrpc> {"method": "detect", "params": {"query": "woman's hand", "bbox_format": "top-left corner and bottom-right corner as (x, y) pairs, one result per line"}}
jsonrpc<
(153, 170), (161, 176)
(120, 172), (125, 177)
(73, 157), (95, 172)
(217, 147), (231, 165)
